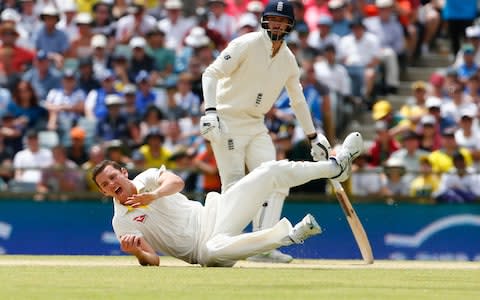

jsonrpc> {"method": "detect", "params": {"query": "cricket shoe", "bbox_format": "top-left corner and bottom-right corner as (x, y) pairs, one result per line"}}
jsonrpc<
(330, 132), (363, 182)
(247, 249), (293, 263)
(289, 214), (322, 244)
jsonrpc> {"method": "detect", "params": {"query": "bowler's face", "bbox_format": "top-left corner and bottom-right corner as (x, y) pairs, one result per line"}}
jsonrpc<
(96, 165), (135, 204)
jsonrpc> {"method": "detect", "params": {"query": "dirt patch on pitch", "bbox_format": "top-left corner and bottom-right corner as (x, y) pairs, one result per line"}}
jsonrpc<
(0, 256), (478, 270)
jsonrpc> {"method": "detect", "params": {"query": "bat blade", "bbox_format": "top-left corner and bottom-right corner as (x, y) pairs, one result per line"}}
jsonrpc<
(331, 180), (374, 264)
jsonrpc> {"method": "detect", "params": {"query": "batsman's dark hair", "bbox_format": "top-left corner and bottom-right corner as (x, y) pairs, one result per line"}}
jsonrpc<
(91, 160), (124, 188)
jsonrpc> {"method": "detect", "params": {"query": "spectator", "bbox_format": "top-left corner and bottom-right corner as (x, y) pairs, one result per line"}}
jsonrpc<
(1, 7), (34, 50)
(338, 17), (381, 104)
(428, 72), (447, 99)
(66, 126), (89, 165)
(22, 50), (62, 101)
(0, 113), (23, 155)
(0, 22), (35, 78)
(56, 1), (79, 43)
(288, 23), (319, 63)
(234, 13), (259, 38)
(84, 69), (121, 120)
(145, 28), (176, 83)
(454, 107), (480, 166)
(368, 120), (401, 167)
(382, 156), (409, 197)
(18, 0), (41, 45)
(364, 0), (404, 94)
(453, 25), (480, 68)
(104, 139), (132, 168)
(128, 37), (155, 79)
(0, 132), (14, 185)
(7, 80), (48, 131)
(91, 0), (116, 37)
(11, 129), (53, 190)
(418, 114), (441, 152)
(456, 44), (479, 84)
(89, 34), (110, 79)
(121, 84), (141, 120)
(409, 155), (440, 203)
(77, 56), (100, 94)
(351, 152), (386, 197)
(307, 15), (340, 53)
(434, 151), (480, 203)
(158, 0), (196, 53)
(328, 0), (350, 37)
(0, 85), (13, 118)
(138, 128), (174, 169)
(176, 26), (214, 74)
(36, 145), (83, 200)
(34, 5), (70, 55)
(168, 144), (197, 192)
(442, 81), (474, 123)
(389, 130), (430, 184)
(43, 69), (85, 140)
(194, 6), (227, 51)
(304, 0), (330, 32)
(96, 94), (132, 145)
(65, 12), (95, 59)
(115, 2), (157, 44)
(398, 80), (428, 130)
(193, 140), (221, 193)
(442, 0), (477, 56)
(429, 127), (474, 174)
(425, 95), (456, 132)
(207, 0), (237, 42)
(81, 143), (105, 192)
(134, 70), (159, 117)
(464, 73), (480, 104)
(139, 105), (165, 144)
(371, 99), (406, 137)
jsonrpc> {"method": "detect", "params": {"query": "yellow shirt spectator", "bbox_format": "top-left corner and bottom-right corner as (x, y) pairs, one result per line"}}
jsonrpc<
(428, 147), (473, 174)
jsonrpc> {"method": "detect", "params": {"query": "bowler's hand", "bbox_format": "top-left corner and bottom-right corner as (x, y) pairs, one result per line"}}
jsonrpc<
(125, 192), (156, 207)
(200, 111), (221, 143)
(120, 234), (144, 254)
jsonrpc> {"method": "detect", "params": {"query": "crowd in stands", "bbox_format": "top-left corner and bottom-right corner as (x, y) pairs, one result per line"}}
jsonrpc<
(0, 0), (479, 204)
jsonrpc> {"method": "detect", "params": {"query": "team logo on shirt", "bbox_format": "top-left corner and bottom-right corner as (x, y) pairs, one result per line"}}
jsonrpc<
(224, 54), (231, 60)
(133, 214), (147, 223)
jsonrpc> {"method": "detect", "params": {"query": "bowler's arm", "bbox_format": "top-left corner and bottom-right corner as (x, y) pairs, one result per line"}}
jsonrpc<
(119, 234), (160, 266)
(124, 170), (185, 207)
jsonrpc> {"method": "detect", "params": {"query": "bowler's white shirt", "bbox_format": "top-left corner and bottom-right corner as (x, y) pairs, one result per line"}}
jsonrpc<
(203, 31), (313, 135)
(112, 167), (203, 264)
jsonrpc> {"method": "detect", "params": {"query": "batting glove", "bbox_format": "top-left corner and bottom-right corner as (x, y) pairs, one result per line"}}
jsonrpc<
(200, 110), (221, 143)
(310, 133), (332, 161)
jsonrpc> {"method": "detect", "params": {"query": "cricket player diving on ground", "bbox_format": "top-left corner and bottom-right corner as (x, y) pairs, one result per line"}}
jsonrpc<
(200, 0), (331, 263)
(93, 132), (363, 267)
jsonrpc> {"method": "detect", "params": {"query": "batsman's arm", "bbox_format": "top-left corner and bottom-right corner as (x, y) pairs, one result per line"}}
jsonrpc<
(331, 180), (374, 264)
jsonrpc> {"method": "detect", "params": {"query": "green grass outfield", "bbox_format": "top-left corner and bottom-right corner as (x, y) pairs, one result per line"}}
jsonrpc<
(0, 256), (479, 300)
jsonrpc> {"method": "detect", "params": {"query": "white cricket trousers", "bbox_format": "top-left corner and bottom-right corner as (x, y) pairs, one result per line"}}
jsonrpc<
(196, 159), (339, 267)
(210, 132), (288, 233)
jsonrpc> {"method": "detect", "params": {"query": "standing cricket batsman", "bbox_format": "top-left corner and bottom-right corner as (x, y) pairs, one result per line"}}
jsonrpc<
(200, 0), (332, 263)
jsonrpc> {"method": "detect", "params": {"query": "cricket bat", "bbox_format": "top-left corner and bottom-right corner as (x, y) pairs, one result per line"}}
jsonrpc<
(331, 180), (374, 264)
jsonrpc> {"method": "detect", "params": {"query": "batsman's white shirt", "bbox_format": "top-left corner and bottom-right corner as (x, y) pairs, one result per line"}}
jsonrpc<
(203, 30), (315, 136)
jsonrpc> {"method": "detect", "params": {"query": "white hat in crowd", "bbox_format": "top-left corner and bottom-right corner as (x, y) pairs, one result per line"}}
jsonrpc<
(238, 13), (258, 29)
(165, 0), (183, 10)
(466, 26), (480, 39)
(247, 1), (264, 13)
(376, 0), (394, 8)
(91, 34), (108, 48)
(328, 0), (345, 10)
(1, 8), (21, 23)
(185, 27), (210, 48)
(129, 36), (147, 49)
(425, 96), (442, 108)
(75, 13), (93, 25)
(105, 94), (126, 106)
(61, 0), (78, 12)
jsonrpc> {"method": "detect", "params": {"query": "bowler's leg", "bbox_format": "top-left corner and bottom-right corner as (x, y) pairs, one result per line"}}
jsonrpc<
(212, 159), (340, 236)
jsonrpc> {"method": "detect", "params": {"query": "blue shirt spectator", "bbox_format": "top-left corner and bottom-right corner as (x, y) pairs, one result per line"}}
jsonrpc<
(22, 51), (62, 100)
